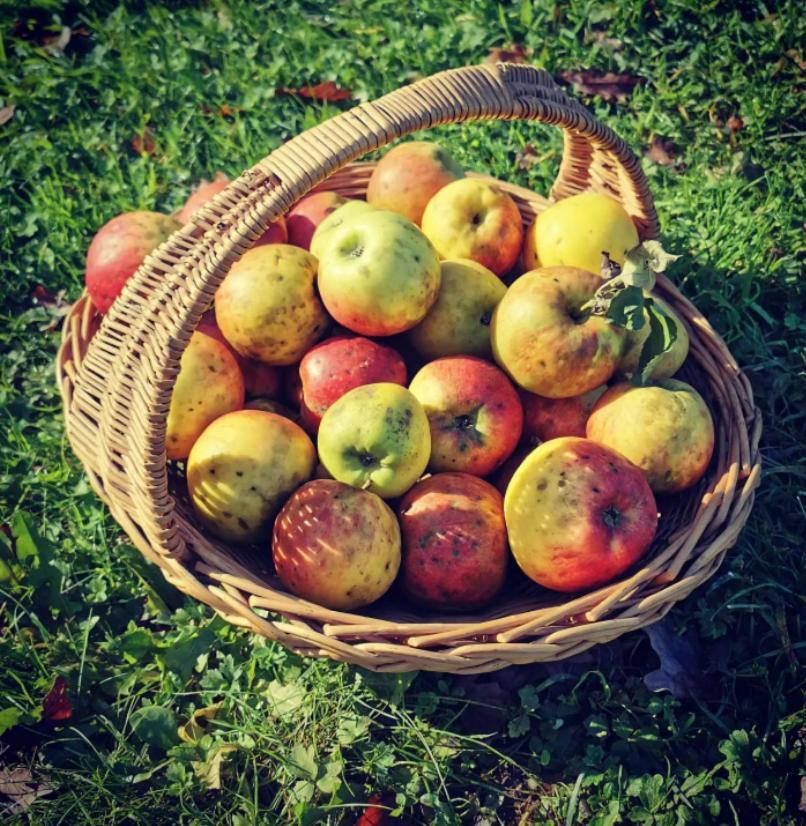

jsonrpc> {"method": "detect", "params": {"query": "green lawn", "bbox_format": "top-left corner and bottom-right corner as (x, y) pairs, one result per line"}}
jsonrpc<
(1, 1), (804, 823)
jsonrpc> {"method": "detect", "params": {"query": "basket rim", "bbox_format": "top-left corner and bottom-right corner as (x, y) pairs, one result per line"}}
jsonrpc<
(58, 158), (762, 674)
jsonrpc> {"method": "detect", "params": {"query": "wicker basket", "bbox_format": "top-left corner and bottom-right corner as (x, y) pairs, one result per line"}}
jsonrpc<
(57, 64), (761, 674)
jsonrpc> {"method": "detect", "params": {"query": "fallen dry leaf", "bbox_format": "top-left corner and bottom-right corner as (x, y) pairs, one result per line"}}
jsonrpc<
(646, 136), (679, 167)
(278, 81), (352, 102)
(43, 26), (71, 55)
(786, 48), (806, 73)
(42, 676), (73, 722)
(0, 765), (54, 815)
(515, 144), (554, 171)
(32, 286), (71, 331)
(485, 44), (532, 64)
(591, 30), (624, 51)
(0, 105), (15, 127)
(727, 114), (744, 132)
(557, 69), (644, 103)
(131, 126), (156, 155)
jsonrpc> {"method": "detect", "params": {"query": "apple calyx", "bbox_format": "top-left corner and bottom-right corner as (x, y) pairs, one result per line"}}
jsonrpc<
(602, 504), (623, 530)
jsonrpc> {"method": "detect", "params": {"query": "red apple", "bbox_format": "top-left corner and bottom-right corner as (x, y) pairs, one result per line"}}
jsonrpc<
(505, 437), (658, 592)
(85, 211), (181, 314)
(287, 191), (348, 250)
(398, 473), (507, 610)
(273, 479), (401, 610)
(178, 172), (287, 245)
(367, 141), (464, 226)
(521, 392), (588, 442)
(299, 336), (408, 430)
(408, 356), (523, 477)
(197, 312), (280, 399)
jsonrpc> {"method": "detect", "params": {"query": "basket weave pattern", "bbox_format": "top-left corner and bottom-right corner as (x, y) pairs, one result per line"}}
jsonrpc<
(57, 64), (761, 674)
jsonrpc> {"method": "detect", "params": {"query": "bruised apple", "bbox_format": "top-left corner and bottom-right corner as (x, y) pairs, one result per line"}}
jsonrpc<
(177, 172), (287, 244)
(316, 210), (441, 336)
(187, 410), (315, 543)
(166, 330), (244, 460)
(491, 267), (624, 397)
(409, 356), (523, 476)
(286, 191), (348, 250)
(317, 383), (431, 498)
(215, 244), (327, 365)
(586, 380), (714, 493)
(421, 178), (523, 276)
(299, 336), (407, 428)
(367, 141), (464, 225)
(85, 211), (181, 313)
(272, 480), (400, 610)
(408, 259), (506, 359)
(398, 473), (507, 610)
(505, 437), (658, 592)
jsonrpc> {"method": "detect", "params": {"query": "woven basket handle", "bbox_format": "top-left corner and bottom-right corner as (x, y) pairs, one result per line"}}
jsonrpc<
(69, 63), (658, 561)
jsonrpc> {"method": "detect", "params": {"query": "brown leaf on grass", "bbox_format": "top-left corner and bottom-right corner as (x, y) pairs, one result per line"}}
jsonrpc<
(278, 81), (352, 102)
(42, 676), (72, 722)
(646, 136), (679, 167)
(0, 106), (15, 127)
(557, 69), (644, 102)
(485, 44), (532, 64)
(515, 144), (539, 170)
(591, 30), (624, 51)
(43, 26), (71, 55)
(786, 48), (806, 73)
(0, 765), (54, 814)
(32, 285), (71, 331)
(727, 114), (744, 132)
(131, 126), (156, 155)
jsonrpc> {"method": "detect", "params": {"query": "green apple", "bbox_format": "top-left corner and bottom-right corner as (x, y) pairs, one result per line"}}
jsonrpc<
(408, 259), (507, 359)
(317, 382), (431, 498)
(309, 200), (375, 259)
(316, 209), (441, 336)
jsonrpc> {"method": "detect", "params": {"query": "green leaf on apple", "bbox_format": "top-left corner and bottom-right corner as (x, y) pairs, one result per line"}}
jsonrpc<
(633, 299), (679, 386)
(606, 285), (646, 331)
(620, 240), (681, 291)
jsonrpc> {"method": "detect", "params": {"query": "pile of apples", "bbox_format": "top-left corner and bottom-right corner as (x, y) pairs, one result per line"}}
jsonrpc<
(84, 141), (715, 612)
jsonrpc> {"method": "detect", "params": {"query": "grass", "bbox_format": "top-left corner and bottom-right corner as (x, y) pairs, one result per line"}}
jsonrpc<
(1, 0), (804, 823)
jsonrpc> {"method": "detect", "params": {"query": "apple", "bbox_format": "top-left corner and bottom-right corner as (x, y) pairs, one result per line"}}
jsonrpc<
(317, 382), (430, 498)
(421, 178), (523, 276)
(586, 380), (715, 493)
(215, 244), (327, 365)
(398, 473), (507, 610)
(187, 410), (316, 543)
(316, 209), (441, 336)
(272, 479), (400, 610)
(408, 356), (523, 476)
(197, 312), (280, 399)
(367, 141), (464, 225)
(85, 211), (181, 313)
(166, 330), (245, 460)
(522, 392), (588, 442)
(177, 172), (287, 245)
(408, 259), (507, 360)
(523, 192), (639, 275)
(309, 200), (375, 260)
(300, 336), (407, 429)
(617, 294), (690, 380)
(505, 437), (658, 592)
(491, 266), (625, 397)
(286, 191), (348, 250)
